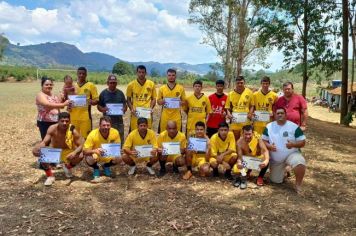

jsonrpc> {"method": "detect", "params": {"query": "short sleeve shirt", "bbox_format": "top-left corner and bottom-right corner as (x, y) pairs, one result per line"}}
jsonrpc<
(274, 94), (307, 126)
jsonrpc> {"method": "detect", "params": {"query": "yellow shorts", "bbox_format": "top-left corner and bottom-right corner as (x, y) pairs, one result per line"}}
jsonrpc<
(253, 124), (266, 135)
(130, 156), (151, 163)
(192, 157), (208, 168)
(209, 153), (237, 165)
(130, 115), (152, 131)
(93, 153), (114, 164)
(230, 121), (251, 131)
(61, 149), (75, 164)
(71, 119), (92, 138)
(165, 154), (182, 163)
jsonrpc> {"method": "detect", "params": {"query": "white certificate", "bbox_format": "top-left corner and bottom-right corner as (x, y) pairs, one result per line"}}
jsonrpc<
(188, 138), (207, 152)
(232, 112), (247, 123)
(163, 97), (180, 109)
(135, 145), (153, 158)
(135, 107), (152, 119)
(101, 143), (121, 157)
(68, 95), (87, 107)
(39, 147), (62, 163)
(255, 111), (271, 122)
(242, 155), (263, 171)
(162, 142), (181, 155)
(106, 103), (124, 116)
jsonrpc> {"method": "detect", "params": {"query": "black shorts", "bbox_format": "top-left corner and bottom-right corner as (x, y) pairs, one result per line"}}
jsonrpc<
(206, 127), (218, 138)
(37, 120), (56, 140)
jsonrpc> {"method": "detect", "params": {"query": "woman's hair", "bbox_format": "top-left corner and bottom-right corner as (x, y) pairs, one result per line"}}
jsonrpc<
(41, 76), (53, 87)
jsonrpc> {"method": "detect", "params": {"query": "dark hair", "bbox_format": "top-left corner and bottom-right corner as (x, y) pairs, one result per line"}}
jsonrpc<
(275, 106), (287, 114)
(77, 67), (87, 73)
(99, 116), (112, 125)
(282, 81), (294, 89)
(41, 76), (53, 86)
(242, 125), (253, 132)
(137, 117), (148, 125)
(136, 65), (147, 72)
(195, 121), (205, 128)
(216, 79), (225, 85)
(63, 75), (72, 82)
(107, 74), (117, 81)
(193, 80), (203, 86)
(58, 112), (70, 120)
(218, 122), (229, 129)
(167, 68), (176, 74)
(235, 75), (245, 81)
(261, 76), (270, 84)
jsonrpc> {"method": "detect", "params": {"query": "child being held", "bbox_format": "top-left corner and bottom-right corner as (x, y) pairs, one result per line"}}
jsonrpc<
(61, 75), (76, 111)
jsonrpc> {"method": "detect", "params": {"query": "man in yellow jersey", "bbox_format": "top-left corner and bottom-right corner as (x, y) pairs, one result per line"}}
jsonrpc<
(225, 76), (254, 140)
(185, 80), (211, 136)
(69, 67), (99, 138)
(157, 68), (186, 132)
(122, 118), (158, 175)
(233, 125), (269, 189)
(157, 121), (187, 176)
(252, 76), (277, 134)
(126, 65), (157, 131)
(183, 121), (211, 180)
(83, 116), (121, 182)
(209, 122), (237, 180)
(32, 112), (84, 186)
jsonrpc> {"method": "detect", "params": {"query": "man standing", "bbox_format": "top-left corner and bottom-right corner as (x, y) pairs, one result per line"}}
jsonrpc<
(157, 68), (186, 133)
(83, 116), (122, 181)
(157, 121), (187, 176)
(206, 80), (227, 138)
(262, 107), (306, 194)
(274, 82), (308, 131)
(32, 112), (84, 186)
(122, 118), (158, 175)
(252, 76), (278, 134)
(69, 67), (99, 139)
(209, 122), (237, 180)
(225, 76), (254, 140)
(185, 80), (211, 136)
(98, 74), (127, 146)
(126, 65), (157, 131)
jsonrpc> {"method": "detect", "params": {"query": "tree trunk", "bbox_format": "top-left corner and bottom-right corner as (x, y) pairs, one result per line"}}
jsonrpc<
(348, 12), (355, 113)
(341, 0), (349, 124)
(302, 0), (308, 98)
(235, 0), (248, 77)
(225, 0), (233, 88)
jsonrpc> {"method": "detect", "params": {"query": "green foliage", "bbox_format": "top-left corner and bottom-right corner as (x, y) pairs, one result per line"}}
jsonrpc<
(150, 68), (160, 77)
(0, 34), (9, 61)
(343, 112), (354, 126)
(112, 61), (135, 75)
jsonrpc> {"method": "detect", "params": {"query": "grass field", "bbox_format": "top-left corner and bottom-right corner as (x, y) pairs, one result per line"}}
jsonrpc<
(0, 81), (355, 235)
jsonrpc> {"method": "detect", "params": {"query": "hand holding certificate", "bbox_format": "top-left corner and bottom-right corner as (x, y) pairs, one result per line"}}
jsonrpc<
(163, 97), (181, 109)
(135, 107), (152, 119)
(254, 111), (271, 122)
(39, 148), (62, 163)
(188, 138), (207, 152)
(101, 143), (121, 157)
(242, 155), (263, 171)
(106, 103), (124, 116)
(232, 112), (247, 123)
(68, 95), (87, 107)
(135, 145), (153, 158)
(162, 142), (181, 155)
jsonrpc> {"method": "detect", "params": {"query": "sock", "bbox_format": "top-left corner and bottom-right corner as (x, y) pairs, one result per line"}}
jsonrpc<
(89, 163), (99, 169)
(104, 161), (114, 168)
(159, 160), (166, 171)
(213, 168), (219, 176)
(225, 169), (231, 176)
(187, 166), (192, 171)
(45, 169), (53, 177)
(147, 163), (152, 168)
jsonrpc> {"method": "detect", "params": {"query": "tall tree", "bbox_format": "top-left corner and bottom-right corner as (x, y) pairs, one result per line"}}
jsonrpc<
(256, 0), (342, 97)
(341, 0), (349, 124)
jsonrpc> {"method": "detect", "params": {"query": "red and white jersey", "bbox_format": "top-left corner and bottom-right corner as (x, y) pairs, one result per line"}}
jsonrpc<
(207, 93), (227, 129)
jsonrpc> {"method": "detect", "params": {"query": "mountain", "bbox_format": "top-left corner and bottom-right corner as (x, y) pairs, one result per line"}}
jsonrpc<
(1, 41), (214, 75)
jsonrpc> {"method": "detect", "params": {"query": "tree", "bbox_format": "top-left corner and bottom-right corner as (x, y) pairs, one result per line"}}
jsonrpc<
(0, 34), (9, 61)
(341, 0), (349, 124)
(255, 0), (342, 97)
(150, 68), (160, 77)
(112, 61), (134, 75)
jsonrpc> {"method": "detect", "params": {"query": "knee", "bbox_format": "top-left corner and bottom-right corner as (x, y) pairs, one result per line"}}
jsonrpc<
(175, 156), (185, 167)
(199, 164), (211, 176)
(85, 155), (96, 166)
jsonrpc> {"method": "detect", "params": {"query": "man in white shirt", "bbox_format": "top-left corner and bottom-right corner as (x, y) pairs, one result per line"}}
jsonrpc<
(262, 107), (306, 194)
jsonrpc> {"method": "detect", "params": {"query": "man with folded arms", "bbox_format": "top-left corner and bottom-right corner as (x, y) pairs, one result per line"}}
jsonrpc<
(32, 112), (84, 186)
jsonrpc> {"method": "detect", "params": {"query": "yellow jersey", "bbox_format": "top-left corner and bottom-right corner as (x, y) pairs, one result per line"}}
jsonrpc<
(126, 79), (157, 109)
(84, 128), (121, 150)
(225, 88), (254, 113)
(123, 129), (158, 149)
(210, 131), (236, 157)
(185, 94), (211, 133)
(157, 130), (187, 151)
(70, 81), (99, 121)
(253, 90), (277, 132)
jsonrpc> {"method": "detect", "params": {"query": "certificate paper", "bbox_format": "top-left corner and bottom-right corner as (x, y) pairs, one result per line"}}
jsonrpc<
(135, 145), (153, 158)
(106, 103), (124, 116)
(101, 143), (121, 157)
(255, 111), (271, 122)
(242, 155), (262, 171)
(188, 138), (207, 152)
(135, 107), (152, 119)
(163, 97), (180, 109)
(39, 148), (62, 163)
(162, 142), (181, 155)
(68, 95), (87, 107)
(232, 112), (247, 123)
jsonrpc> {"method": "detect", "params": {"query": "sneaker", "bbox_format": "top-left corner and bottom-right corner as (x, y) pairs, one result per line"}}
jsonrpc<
(44, 176), (55, 186)
(233, 176), (241, 188)
(224, 171), (233, 181)
(62, 165), (73, 178)
(103, 167), (112, 177)
(256, 176), (264, 186)
(157, 168), (166, 177)
(240, 176), (247, 189)
(183, 170), (193, 180)
(128, 166), (136, 175)
(146, 166), (155, 175)
(91, 169), (101, 183)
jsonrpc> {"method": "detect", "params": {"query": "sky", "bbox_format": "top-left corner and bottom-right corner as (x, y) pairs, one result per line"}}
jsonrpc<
(0, 0), (284, 71)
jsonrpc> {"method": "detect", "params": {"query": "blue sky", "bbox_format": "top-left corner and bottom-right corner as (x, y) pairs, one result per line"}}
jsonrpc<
(0, 0), (284, 70)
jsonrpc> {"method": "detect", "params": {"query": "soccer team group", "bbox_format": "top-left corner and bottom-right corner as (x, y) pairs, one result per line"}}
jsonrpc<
(32, 65), (308, 193)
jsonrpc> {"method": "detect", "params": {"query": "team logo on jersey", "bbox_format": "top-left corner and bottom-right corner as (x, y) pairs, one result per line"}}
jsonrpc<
(144, 93), (148, 98)
(245, 95), (249, 99)
(283, 131), (288, 137)
(202, 101), (206, 106)
(110, 140), (115, 143)
(221, 101), (225, 105)
(176, 92), (180, 96)
(147, 140), (151, 144)
(268, 98), (273, 102)
(84, 89), (89, 94)
(147, 87), (151, 92)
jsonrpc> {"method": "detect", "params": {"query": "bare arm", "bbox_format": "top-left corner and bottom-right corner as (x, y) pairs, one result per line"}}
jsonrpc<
(150, 98), (156, 110)
(286, 140), (305, 149)
(127, 97), (134, 111)
(97, 104), (108, 113)
(301, 108), (308, 130)
(37, 93), (69, 109)
(32, 128), (53, 156)
(259, 139), (269, 168)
